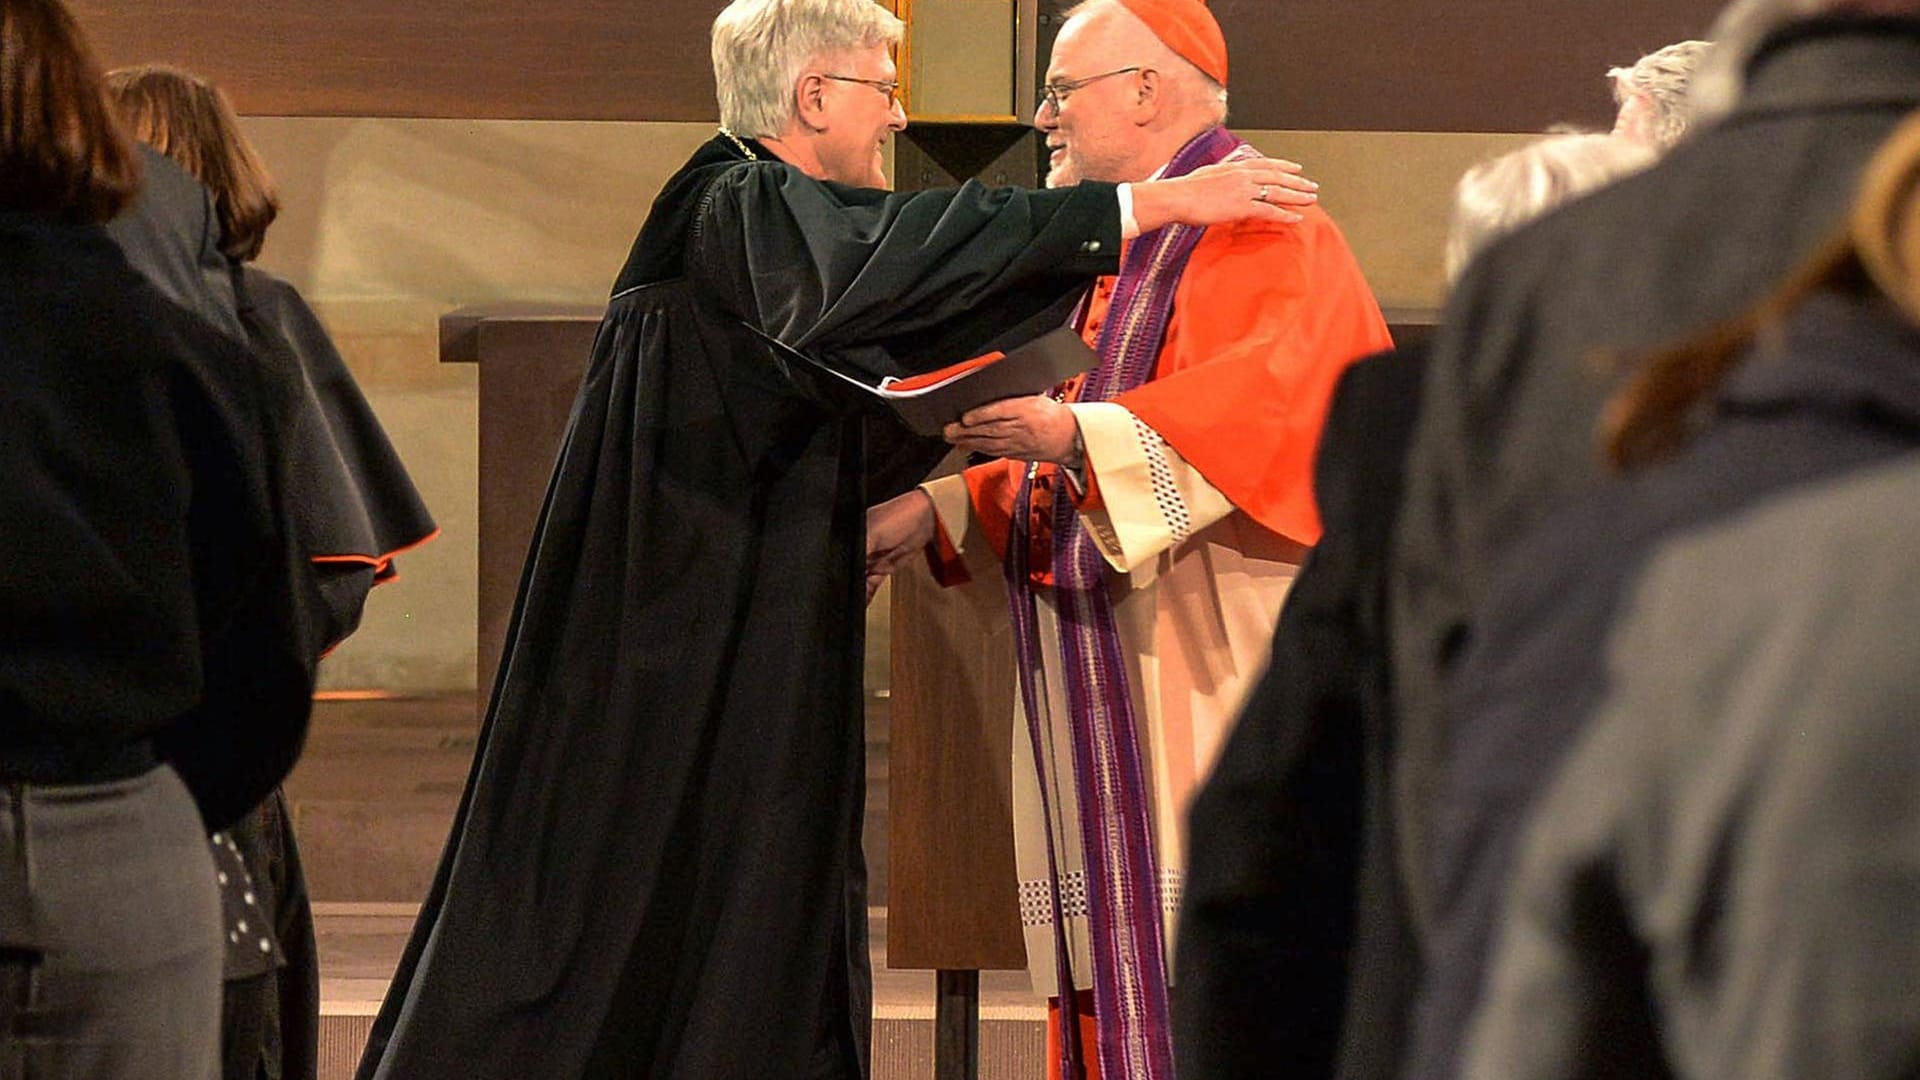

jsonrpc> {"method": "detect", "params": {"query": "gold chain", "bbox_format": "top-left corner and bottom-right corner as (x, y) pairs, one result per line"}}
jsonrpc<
(717, 127), (757, 161)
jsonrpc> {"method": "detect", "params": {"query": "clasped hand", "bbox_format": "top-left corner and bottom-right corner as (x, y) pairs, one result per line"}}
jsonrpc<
(942, 395), (1081, 465)
(859, 396), (1080, 606)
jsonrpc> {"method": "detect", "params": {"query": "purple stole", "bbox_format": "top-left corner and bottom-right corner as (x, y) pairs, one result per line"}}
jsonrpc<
(1005, 127), (1252, 1080)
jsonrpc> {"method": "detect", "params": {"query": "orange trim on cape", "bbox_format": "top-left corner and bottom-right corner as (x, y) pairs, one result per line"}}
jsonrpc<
(308, 526), (442, 582)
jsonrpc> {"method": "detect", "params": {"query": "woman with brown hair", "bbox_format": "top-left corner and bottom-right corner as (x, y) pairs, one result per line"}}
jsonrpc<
(103, 63), (438, 1080)
(0, 2), (318, 1077)
(1425, 109), (1920, 1080)
(106, 63), (439, 636)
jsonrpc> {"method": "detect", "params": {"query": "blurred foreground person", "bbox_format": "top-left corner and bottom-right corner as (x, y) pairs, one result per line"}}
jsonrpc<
(108, 63), (439, 1080)
(355, 0), (1313, 1075)
(1462, 107), (1920, 1080)
(1390, 0), (1920, 1006)
(0, 1), (317, 1076)
(1173, 132), (1650, 1080)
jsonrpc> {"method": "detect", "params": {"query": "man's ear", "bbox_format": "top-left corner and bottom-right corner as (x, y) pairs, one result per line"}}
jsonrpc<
(795, 73), (830, 132)
(1132, 67), (1165, 125)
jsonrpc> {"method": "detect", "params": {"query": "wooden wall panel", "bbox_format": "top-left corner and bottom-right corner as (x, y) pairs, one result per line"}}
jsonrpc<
(1206, 0), (1726, 132)
(77, 0), (1724, 130)
(887, 550), (1026, 971)
(70, 0), (727, 120)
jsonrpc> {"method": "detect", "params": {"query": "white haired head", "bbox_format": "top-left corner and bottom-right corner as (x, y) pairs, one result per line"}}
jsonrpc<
(1609, 40), (1714, 150)
(1446, 133), (1659, 281)
(712, 0), (903, 138)
(1060, 0), (1230, 126)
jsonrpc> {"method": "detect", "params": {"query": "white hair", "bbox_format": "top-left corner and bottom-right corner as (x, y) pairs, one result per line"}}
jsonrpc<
(1689, 0), (1920, 121)
(1608, 39), (1714, 149)
(1060, 0), (1230, 124)
(1446, 134), (1659, 282)
(711, 0), (903, 138)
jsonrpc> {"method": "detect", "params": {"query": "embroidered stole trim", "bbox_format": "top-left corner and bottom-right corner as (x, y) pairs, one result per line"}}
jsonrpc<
(1006, 127), (1253, 1080)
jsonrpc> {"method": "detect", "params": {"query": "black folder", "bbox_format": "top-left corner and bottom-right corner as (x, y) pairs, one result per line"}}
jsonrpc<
(750, 324), (1098, 436)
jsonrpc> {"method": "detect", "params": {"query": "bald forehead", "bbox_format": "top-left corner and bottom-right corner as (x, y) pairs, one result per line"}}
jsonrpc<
(1050, 1), (1168, 78)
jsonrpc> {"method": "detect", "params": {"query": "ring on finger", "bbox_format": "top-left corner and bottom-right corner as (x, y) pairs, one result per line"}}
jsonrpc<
(1256, 184), (1269, 203)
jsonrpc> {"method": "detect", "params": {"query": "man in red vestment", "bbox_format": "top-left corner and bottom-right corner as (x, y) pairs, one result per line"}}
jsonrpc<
(865, 1), (1392, 1076)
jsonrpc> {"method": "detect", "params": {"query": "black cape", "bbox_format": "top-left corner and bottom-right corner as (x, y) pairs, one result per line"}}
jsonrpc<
(238, 266), (438, 648)
(357, 135), (1120, 1079)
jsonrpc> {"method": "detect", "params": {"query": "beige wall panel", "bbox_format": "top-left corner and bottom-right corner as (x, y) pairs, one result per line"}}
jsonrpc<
(1241, 130), (1541, 312)
(309, 308), (478, 693)
(71, 0), (722, 121)
(242, 118), (718, 305)
(236, 118), (717, 691)
(907, 0), (1019, 119)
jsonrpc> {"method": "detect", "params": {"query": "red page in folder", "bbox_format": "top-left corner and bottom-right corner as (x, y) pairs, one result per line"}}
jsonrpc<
(881, 351), (1006, 394)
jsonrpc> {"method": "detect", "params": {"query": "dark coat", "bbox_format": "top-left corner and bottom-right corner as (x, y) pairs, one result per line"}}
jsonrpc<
(0, 211), (315, 833)
(104, 146), (242, 341)
(356, 135), (1120, 1080)
(1175, 346), (1425, 1080)
(238, 266), (437, 648)
(1390, 15), (1920, 941)
(1458, 291), (1920, 1080)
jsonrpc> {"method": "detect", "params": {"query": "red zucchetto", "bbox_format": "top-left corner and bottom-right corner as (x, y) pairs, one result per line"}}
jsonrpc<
(1116, 0), (1229, 87)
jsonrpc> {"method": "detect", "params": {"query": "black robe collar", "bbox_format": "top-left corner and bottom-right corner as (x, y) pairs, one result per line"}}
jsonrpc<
(612, 132), (779, 294)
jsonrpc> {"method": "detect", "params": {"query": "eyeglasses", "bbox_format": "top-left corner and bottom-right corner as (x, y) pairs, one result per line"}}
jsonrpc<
(1038, 67), (1141, 113)
(821, 74), (902, 105)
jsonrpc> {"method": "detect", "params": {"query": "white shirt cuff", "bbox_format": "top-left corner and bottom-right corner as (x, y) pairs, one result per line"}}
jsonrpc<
(1117, 182), (1141, 240)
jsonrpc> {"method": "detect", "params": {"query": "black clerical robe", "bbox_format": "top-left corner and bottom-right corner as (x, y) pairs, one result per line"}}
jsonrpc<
(356, 135), (1120, 1080)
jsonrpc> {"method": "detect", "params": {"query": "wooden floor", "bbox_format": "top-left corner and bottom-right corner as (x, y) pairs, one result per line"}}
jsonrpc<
(289, 695), (1046, 1079)
(285, 693), (896, 904)
(313, 903), (1044, 1080)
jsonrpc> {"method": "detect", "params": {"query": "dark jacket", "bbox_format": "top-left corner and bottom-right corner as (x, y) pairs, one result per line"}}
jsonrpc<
(1458, 290), (1920, 1080)
(104, 146), (242, 341)
(1390, 15), (1920, 940)
(0, 212), (316, 830)
(1176, 346), (1427, 1080)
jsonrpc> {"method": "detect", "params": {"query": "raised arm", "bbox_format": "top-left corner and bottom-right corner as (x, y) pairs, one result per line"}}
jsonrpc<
(689, 158), (1319, 378)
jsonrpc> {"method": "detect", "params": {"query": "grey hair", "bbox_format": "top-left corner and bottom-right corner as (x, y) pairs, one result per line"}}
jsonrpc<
(1608, 39), (1714, 149)
(1060, 0), (1230, 124)
(711, 0), (904, 139)
(1689, 0), (1920, 121)
(1446, 134), (1659, 282)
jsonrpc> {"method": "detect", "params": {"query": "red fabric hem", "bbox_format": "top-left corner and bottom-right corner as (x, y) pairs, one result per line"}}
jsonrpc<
(1046, 990), (1102, 1080)
(308, 527), (442, 582)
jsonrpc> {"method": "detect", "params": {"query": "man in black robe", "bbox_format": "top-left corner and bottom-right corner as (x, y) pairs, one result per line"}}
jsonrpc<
(355, 1), (1312, 1077)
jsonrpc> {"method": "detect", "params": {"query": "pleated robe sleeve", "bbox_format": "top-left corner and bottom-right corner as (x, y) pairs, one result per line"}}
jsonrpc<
(688, 163), (1123, 382)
